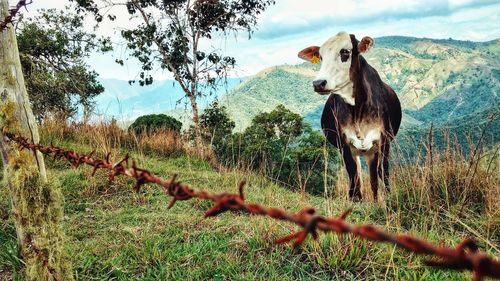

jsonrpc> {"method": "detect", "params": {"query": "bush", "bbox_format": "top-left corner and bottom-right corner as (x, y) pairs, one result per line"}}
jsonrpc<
(129, 114), (182, 134)
(220, 104), (304, 168)
(290, 127), (340, 195)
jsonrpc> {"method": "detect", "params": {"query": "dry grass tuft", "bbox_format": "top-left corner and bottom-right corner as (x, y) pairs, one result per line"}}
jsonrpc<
(129, 129), (185, 157)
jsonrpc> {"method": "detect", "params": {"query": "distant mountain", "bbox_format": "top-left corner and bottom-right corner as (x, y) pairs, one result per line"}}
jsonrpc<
(372, 37), (499, 123)
(93, 78), (245, 121)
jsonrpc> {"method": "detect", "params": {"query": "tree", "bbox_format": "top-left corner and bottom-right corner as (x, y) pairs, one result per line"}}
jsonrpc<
(0, 1), (73, 279)
(239, 104), (304, 170)
(72, 0), (275, 152)
(249, 104), (304, 140)
(17, 8), (112, 121)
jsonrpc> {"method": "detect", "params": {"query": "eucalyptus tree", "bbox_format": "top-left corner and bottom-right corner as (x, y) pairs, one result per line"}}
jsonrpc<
(73, 0), (275, 151)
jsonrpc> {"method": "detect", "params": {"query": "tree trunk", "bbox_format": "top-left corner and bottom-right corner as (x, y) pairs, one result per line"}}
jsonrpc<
(0, 0), (73, 280)
(188, 93), (204, 155)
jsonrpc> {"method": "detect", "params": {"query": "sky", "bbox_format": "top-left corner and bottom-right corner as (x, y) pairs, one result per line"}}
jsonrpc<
(10, 0), (500, 80)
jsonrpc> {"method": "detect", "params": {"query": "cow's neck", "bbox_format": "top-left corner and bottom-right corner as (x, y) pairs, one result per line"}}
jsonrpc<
(350, 56), (371, 110)
(350, 55), (371, 119)
(347, 34), (368, 109)
(334, 82), (354, 105)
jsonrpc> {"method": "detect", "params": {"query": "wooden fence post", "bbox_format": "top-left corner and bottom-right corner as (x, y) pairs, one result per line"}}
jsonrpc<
(0, 0), (73, 280)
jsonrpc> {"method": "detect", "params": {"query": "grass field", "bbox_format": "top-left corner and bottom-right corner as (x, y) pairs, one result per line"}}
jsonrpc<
(1, 123), (499, 280)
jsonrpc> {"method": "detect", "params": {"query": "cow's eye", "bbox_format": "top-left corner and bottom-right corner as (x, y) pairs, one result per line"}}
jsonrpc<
(339, 49), (350, 62)
(340, 49), (350, 54)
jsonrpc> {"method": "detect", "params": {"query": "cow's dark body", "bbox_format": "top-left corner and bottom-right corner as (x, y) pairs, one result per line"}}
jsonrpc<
(321, 35), (402, 201)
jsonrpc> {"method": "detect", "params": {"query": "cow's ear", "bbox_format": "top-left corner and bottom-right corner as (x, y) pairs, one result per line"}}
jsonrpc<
(298, 46), (320, 63)
(358, 36), (374, 53)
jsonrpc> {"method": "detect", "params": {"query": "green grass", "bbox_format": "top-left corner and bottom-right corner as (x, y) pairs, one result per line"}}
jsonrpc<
(1, 139), (497, 280)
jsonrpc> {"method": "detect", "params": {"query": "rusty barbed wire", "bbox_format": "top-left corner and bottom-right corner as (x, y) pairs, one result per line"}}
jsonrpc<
(4, 132), (500, 281)
(0, 0), (32, 32)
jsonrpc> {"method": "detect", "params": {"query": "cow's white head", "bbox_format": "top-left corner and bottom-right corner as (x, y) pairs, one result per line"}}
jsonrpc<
(298, 32), (374, 105)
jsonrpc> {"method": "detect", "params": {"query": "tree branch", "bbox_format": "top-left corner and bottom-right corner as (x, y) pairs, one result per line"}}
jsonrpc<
(131, 0), (193, 97)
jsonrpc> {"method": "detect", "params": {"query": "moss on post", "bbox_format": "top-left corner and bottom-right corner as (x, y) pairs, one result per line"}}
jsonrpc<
(0, 99), (74, 281)
(5, 169), (73, 281)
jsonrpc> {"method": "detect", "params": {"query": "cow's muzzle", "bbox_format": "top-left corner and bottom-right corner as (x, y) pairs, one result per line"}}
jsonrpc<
(313, 79), (329, 93)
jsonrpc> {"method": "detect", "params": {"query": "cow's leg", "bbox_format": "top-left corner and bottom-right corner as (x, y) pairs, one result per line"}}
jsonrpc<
(378, 142), (390, 193)
(342, 146), (362, 202)
(367, 152), (380, 201)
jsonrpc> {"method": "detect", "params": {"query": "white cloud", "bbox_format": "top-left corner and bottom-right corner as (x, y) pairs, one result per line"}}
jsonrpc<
(223, 1), (500, 77)
(255, 0), (499, 39)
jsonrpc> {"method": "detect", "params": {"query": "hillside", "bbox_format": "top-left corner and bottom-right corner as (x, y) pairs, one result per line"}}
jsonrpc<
(372, 37), (499, 122)
(397, 106), (500, 158)
(102, 36), (499, 136)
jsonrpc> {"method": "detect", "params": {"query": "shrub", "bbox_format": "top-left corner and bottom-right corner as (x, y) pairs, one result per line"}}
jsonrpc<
(290, 127), (340, 195)
(129, 114), (182, 135)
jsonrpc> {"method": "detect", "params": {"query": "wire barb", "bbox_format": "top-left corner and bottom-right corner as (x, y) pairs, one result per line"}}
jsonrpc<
(0, 0), (33, 32)
(4, 132), (500, 281)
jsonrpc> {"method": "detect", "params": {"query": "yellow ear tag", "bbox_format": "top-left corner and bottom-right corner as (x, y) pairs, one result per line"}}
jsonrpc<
(311, 55), (320, 64)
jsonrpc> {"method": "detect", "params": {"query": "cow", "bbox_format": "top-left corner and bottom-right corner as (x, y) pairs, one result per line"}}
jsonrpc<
(298, 31), (402, 202)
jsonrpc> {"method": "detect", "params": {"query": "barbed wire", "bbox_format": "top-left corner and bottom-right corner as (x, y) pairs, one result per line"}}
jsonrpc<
(4, 132), (500, 281)
(0, 0), (32, 32)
